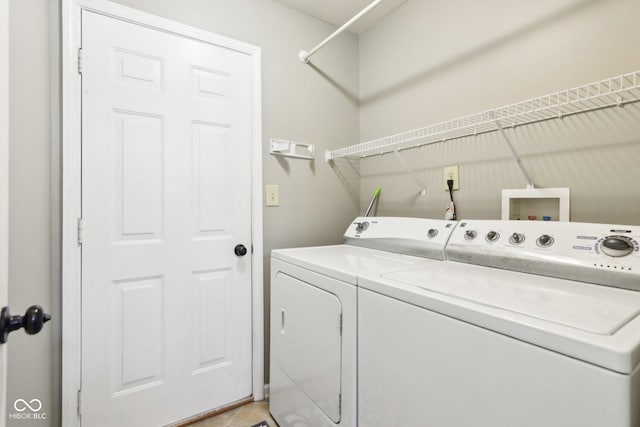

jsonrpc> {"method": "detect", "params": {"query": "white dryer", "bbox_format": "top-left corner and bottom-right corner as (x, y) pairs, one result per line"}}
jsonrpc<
(269, 217), (457, 427)
(358, 220), (640, 427)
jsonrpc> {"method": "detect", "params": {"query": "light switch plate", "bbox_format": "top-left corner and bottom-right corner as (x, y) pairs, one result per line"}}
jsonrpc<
(266, 185), (279, 207)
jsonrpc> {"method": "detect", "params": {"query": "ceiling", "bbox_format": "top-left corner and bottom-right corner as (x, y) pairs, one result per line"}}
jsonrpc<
(272, 0), (408, 34)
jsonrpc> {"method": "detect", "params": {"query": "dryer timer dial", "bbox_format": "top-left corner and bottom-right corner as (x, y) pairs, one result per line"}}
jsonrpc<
(355, 222), (369, 233)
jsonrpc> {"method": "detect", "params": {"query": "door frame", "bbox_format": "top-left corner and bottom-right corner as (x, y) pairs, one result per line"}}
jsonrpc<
(0, 0), (9, 425)
(60, 1), (264, 425)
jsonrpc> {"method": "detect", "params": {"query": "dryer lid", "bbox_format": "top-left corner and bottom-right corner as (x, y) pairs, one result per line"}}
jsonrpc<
(272, 244), (433, 284)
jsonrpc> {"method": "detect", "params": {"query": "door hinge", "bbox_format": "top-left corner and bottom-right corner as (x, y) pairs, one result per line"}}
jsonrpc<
(339, 313), (343, 334)
(338, 393), (342, 413)
(77, 218), (83, 245)
(77, 389), (82, 416)
(77, 48), (83, 74)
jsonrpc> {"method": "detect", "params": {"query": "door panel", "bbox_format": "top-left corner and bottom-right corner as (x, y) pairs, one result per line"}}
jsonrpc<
(193, 273), (227, 371)
(192, 123), (228, 233)
(111, 277), (164, 395)
(116, 112), (164, 238)
(81, 10), (253, 427)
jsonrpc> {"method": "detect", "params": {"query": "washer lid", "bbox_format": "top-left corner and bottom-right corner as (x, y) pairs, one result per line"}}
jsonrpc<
(363, 261), (640, 373)
(381, 262), (640, 335)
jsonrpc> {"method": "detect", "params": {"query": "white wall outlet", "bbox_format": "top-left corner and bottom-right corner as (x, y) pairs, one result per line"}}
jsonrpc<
(266, 185), (279, 207)
(444, 166), (459, 191)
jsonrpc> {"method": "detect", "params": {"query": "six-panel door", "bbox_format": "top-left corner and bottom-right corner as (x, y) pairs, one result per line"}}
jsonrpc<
(81, 10), (254, 427)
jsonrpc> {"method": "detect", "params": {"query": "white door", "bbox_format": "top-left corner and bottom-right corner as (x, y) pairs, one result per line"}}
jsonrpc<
(81, 10), (253, 426)
(0, 1), (9, 425)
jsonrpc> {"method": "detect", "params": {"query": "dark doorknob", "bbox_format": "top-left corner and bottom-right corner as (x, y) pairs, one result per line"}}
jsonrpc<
(234, 244), (248, 256)
(0, 305), (51, 344)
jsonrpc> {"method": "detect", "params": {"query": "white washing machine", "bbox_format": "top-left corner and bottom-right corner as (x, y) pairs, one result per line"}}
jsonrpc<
(269, 217), (458, 427)
(358, 219), (640, 427)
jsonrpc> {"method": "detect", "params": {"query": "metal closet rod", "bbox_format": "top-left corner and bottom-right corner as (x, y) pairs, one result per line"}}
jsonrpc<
(298, 0), (384, 63)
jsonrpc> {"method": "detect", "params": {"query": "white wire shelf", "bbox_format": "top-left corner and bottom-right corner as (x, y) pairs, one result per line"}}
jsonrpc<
(325, 70), (640, 162)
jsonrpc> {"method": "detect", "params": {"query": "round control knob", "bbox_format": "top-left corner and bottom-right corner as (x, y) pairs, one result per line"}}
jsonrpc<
(509, 233), (525, 245)
(536, 234), (554, 248)
(485, 231), (500, 242)
(601, 236), (634, 257)
(355, 222), (369, 233)
(427, 228), (438, 239)
(464, 230), (477, 240)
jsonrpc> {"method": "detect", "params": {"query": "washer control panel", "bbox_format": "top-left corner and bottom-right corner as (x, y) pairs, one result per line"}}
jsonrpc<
(447, 220), (640, 291)
(344, 217), (458, 260)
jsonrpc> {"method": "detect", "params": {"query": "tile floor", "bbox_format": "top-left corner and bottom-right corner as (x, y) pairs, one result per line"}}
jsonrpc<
(189, 401), (278, 427)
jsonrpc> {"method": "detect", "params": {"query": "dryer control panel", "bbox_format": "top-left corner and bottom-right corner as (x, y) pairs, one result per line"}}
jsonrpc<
(447, 220), (640, 291)
(344, 217), (458, 260)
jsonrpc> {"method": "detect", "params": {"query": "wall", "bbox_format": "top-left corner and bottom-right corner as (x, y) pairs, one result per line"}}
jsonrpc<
(358, 0), (640, 225)
(8, 1), (59, 426)
(0, 0), (9, 422)
(7, 1), (359, 426)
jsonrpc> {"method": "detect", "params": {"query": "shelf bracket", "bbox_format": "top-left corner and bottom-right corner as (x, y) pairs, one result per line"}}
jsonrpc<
(270, 138), (315, 160)
(495, 120), (535, 190)
(393, 150), (427, 196)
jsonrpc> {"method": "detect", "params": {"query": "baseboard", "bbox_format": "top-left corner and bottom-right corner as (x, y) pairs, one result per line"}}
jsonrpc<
(263, 383), (270, 399)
